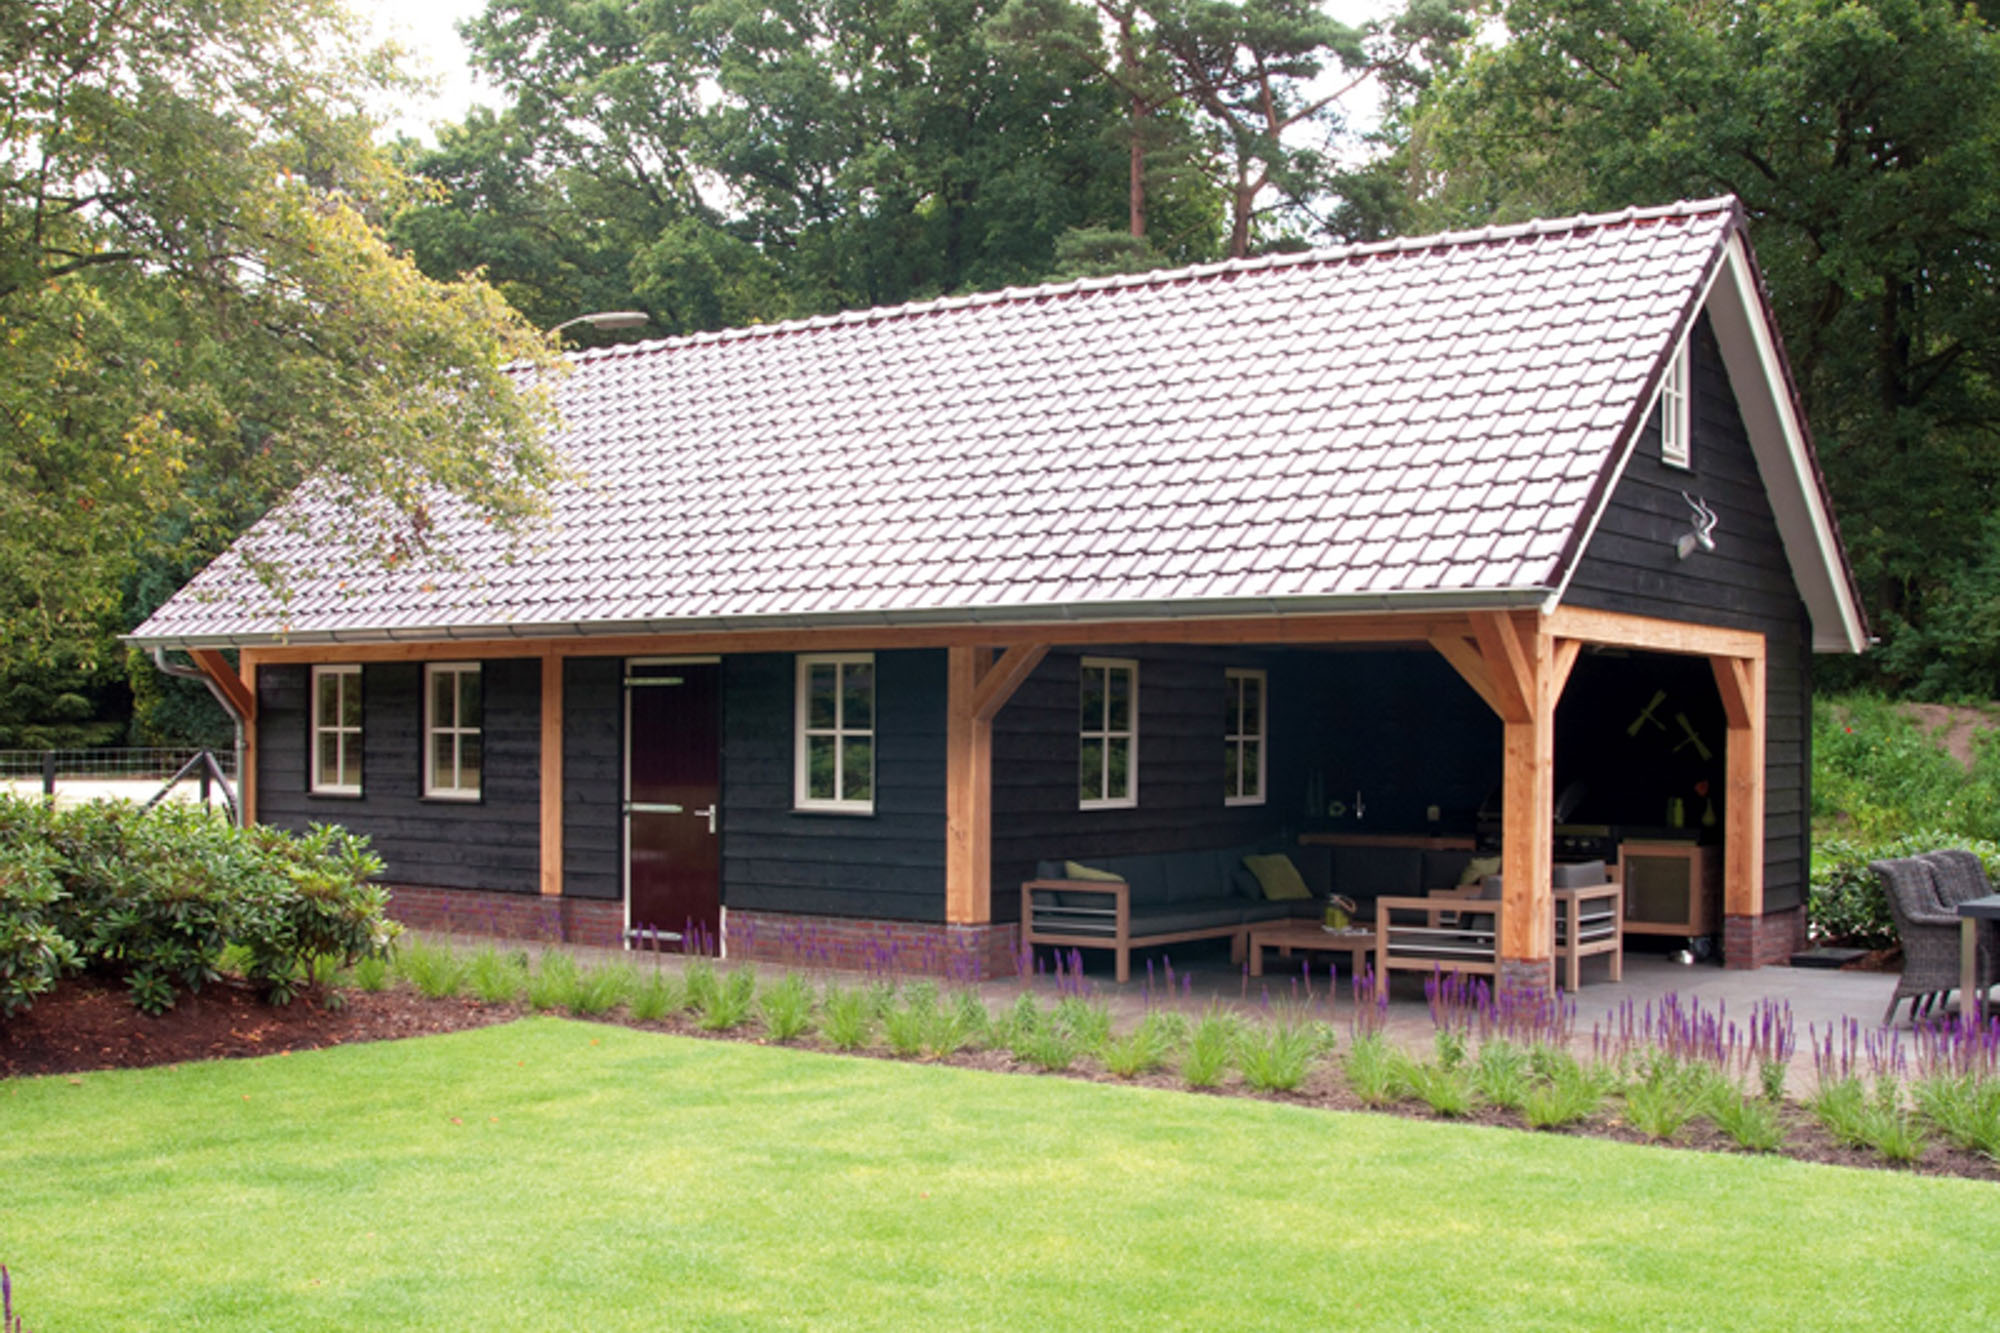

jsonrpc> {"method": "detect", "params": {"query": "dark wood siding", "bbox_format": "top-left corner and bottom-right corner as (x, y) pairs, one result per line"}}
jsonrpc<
(720, 651), (948, 921)
(1564, 315), (1813, 912)
(562, 657), (624, 901)
(256, 659), (543, 894)
(990, 647), (1296, 918)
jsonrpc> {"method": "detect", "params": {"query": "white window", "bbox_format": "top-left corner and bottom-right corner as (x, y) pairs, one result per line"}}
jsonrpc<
(424, 662), (482, 799)
(1079, 657), (1138, 809)
(1224, 668), (1266, 806)
(1660, 337), (1691, 470)
(310, 664), (362, 795)
(796, 654), (874, 812)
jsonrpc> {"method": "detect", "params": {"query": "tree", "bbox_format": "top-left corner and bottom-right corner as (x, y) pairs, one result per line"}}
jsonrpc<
(1392, 0), (2000, 693)
(0, 0), (559, 741)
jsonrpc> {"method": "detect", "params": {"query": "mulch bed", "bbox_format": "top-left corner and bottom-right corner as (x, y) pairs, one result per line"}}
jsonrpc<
(6, 975), (1996, 1182)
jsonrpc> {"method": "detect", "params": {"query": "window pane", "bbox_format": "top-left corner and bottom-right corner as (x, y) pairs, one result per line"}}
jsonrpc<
(1106, 736), (1130, 799)
(1079, 666), (1104, 732)
(807, 734), (837, 799)
(1079, 740), (1103, 802)
(1106, 667), (1131, 733)
(341, 670), (363, 722)
(431, 732), (455, 790)
(842, 662), (873, 731)
(807, 663), (837, 730)
(318, 740), (341, 790)
(841, 737), (873, 802)
(458, 734), (482, 794)
(317, 675), (340, 728)
(1241, 676), (1262, 735)
(459, 670), (482, 724)
(431, 670), (455, 728)
(1225, 681), (1239, 736)
(1241, 740), (1261, 798)
(340, 741), (361, 792)
(1224, 742), (1239, 798)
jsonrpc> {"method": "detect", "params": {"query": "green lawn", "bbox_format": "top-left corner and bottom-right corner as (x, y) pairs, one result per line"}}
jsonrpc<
(5, 1019), (1996, 1330)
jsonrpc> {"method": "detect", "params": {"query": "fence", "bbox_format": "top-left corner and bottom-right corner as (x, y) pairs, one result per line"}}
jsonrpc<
(0, 748), (239, 816)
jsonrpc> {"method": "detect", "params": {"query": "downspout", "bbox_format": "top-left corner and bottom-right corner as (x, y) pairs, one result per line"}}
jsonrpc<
(151, 647), (247, 827)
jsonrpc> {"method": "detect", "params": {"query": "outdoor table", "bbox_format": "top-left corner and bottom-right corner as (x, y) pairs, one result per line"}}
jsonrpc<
(1958, 893), (2000, 1022)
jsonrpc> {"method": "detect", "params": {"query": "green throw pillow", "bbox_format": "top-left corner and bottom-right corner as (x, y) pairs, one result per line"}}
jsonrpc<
(1457, 855), (1502, 887)
(1243, 853), (1312, 901)
(1063, 860), (1125, 882)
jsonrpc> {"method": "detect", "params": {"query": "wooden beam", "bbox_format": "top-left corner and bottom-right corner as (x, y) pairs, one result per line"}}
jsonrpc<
(540, 650), (564, 898)
(1711, 656), (1753, 729)
(944, 646), (993, 924)
(1470, 611), (1536, 724)
(1545, 605), (1763, 660)
(1718, 652), (1766, 919)
(1429, 635), (1505, 719)
(1499, 622), (1556, 973)
(188, 649), (255, 721)
(971, 643), (1049, 723)
(206, 607), (1510, 665)
(238, 655), (258, 826)
(1550, 638), (1582, 699)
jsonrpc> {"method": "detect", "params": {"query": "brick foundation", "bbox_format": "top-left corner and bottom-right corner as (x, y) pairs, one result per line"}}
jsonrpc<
(387, 885), (625, 950)
(725, 909), (1022, 982)
(1722, 907), (1807, 969)
(1498, 956), (1555, 993)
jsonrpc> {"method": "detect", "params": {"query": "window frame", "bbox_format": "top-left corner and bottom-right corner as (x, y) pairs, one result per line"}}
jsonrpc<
(309, 664), (363, 797)
(422, 661), (484, 801)
(1224, 667), (1267, 807)
(1078, 656), (1139, 811)
(1659, 336), (1692, 470)
(794, 652), (876, 814)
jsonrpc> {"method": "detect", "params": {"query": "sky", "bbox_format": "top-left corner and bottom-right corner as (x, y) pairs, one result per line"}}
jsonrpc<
(354, 0), (1401, 143)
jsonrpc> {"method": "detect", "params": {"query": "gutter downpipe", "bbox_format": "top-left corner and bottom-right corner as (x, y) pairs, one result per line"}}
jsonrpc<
(151, 647), (247, 828)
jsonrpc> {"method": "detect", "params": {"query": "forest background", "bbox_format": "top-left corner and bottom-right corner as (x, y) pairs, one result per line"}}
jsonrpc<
(4, 0), (1997, 749)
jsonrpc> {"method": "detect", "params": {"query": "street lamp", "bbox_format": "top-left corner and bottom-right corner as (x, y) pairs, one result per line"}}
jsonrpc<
(547, 310), (649, 338)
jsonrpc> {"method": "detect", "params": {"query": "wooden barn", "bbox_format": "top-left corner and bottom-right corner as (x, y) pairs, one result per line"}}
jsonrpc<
(132, 197), (1867, 990)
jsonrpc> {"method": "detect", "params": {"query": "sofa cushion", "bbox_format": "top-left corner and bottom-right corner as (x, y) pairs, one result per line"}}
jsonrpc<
(1432, 851), (1494, 889)
(1063, 860), (1125, 882)
(1551, 859), (1607, 888)
(1128, 903), (1247, 937)
(1162, 853), (1222, 904)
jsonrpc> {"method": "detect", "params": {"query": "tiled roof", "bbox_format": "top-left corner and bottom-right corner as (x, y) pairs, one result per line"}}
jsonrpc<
(132, 198), (1742, 646)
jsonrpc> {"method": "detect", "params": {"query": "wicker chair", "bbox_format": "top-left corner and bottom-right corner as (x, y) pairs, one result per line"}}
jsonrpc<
(1872, 856), (1997, 1025)
(1920, 849), (1999, 1010)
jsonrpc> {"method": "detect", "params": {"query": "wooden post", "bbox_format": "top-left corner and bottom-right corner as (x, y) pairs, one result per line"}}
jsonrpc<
(1712, 652), (1766, 921)
(1493, 618), (1556, 980)
(239, 657), (257, 825)
(540, 649), (564, 898)
(945, 642), (1049, 925)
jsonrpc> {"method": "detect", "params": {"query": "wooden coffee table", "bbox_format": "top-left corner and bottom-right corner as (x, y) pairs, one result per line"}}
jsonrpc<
(1247, 921), (1374, 978)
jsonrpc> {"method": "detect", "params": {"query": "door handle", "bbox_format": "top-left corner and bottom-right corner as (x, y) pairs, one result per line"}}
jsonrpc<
(692, 805), (716, 835)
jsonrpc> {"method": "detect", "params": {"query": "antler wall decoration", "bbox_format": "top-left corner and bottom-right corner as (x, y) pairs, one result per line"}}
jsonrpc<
(1675, 491), (1718, 560)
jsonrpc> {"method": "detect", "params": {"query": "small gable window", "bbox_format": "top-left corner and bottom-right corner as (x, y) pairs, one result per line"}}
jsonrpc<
(311, 664), (362, 796)
(1224, 668), (1266, 806)
(1660, 338), (1692, 470)
(796, 654), (874, 812)
(424, 662), (483, 800)
(1079, 657), (1138, 809)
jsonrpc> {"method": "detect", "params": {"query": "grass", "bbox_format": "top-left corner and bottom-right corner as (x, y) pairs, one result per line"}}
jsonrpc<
(6, 1019), (2000, 1330)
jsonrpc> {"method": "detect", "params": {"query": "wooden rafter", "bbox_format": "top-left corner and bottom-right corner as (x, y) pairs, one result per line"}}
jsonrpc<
(1550, 638), (1582, 699)
(1428, 635), (1505, 719)
(1469, 611), (1536, 724)
(972, 643), (1049, 723)
(1545, 605), (1763, 660)
(188, 649), (255, 721)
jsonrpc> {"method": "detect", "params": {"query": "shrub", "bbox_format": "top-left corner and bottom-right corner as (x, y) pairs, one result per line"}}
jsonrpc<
(527, 951), (581, 1011)
(1523, 1053), (1608, 1130)
(346, 956), (391, 992)
(628, 970), (681, 1022)
(1012, 1023), (1080, 1073)
(696, 967), (756, 1031)
(818, 983), (873, 1050)
(1102, 1013), (1177, 1080)
(1706, 1085), (1787, 1153)
(571, 963), (637, 1016)
(757, 973), (814, 1042)
(466, 947), (529, 1004)
(396, 939), (468, 1000)
(0, 843), (76, 1018)
(1181, 1008), (1235, 1089)
(1236, 1017), (1322, 1093)
(1344, 1032), (1399, 1107)
(0, 796), (394, 1013)
(1471, 1040), (1533, 1113)
(1398, 1056), (1475, 1117)
(1809, 831), (2000, 948)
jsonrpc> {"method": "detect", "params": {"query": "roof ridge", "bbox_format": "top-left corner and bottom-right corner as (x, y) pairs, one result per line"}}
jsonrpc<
(571, 196), (1741, 365)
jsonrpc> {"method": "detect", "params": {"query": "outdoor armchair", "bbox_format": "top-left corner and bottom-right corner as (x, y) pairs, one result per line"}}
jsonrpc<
(1872, 856), (1996, 1025)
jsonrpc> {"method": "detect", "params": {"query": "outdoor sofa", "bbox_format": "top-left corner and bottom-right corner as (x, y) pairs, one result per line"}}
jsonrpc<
(1021, 842), (1327, 983)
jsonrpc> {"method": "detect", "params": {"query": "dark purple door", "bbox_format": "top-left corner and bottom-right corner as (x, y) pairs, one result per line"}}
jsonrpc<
(626, 662), (721, 950)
